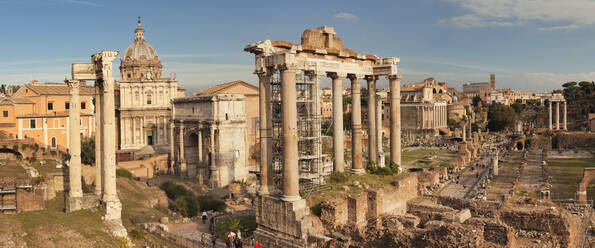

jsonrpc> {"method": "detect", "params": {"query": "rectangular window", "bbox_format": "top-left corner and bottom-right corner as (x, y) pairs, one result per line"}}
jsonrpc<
(48, 102), (53, 110)
(81, 102), (86, 109)
(65, 102), (70, 109)
(2, 111), (7, 117)
(30, 119), (36, 129)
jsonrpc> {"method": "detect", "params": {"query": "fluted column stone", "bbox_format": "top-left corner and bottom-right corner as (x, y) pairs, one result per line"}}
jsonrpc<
(66, 79), (82, 212)
(330, 72), (346, 172)
(258, 71), (273, 194)
(281, 67), (300, 202)
(366, 76), (377, 165)
(389, 74), (402, 167)
(350, 75), (364, 174)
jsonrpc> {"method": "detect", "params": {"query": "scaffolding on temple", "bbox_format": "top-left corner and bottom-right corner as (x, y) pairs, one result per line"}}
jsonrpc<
(270, 71), (331, 193)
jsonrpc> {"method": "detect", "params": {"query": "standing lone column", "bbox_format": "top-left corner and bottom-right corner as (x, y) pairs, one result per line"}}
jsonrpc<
(330, 72), (345, 172)
(376, 98), (385, 167)
(281, 67), (300, 202)
(389, 75), (402, 167)
(350, 75), (364, 174)
(258, 71), (273, 194)
(169, 122), (175, 174)
(367, 76), (377, 165)
(94, 84), (103, 198)
(96, 51), (122, 222)
(462, 119), (466, 140)
(66, 79), (82, 212)
(556, 101), (560, 130)
(179, 121), (186, 176)
(548, 101), (552, 130)
(492, 150), (499, 176)
(563, 101), (567, 130)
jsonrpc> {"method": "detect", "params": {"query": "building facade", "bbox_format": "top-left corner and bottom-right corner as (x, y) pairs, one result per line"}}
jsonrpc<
(171, 94), (249, 187)
(463, 73), (496, 98)
(117, 19), (185, 152)
(0, 82), (95, 150)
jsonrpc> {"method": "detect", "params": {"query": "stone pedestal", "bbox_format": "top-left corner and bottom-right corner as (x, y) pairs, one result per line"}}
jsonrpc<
(254, 195), (310, 248)
(65, 195), (82, 212)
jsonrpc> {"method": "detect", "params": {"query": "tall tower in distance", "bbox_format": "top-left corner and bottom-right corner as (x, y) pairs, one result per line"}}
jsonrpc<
(490, 73), (496, 90)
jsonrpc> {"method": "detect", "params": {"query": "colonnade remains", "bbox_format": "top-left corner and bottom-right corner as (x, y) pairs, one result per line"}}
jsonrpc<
(547, 98), (567, 131)
(68, 51), (127, 237)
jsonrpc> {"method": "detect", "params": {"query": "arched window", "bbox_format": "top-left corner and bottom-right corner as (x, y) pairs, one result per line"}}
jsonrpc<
(147, 94), (152, 105)
(51, 137), (57, 148)
(135, 91), (140, 104)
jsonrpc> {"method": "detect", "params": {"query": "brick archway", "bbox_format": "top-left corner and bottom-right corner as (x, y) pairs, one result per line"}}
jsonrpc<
(578, 168), (595, 204)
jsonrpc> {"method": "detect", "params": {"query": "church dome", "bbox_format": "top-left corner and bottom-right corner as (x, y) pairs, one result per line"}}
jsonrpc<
(123, 18), (159, 61)
(120, 17), (163, 81)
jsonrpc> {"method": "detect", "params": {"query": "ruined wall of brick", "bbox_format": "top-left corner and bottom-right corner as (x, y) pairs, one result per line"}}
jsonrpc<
(500, 207), (577, 248)
(16, 187), (45, 212)
(417, 171), (440, 187)
(429, 166), (448, 179)
(433, 196), (501, 218)
(320, 174), (419, 229)
(382, 174), (418, 215)
(554, 132), (595, 149)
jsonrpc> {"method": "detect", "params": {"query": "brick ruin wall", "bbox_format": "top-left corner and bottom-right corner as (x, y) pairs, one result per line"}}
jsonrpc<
(553, 132), (595, 149)
(15, 187), (46, 212)
(320, 174), (419, 228)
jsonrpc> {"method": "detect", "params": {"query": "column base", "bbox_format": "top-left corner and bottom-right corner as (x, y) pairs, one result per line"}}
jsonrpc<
(65, 195), (83, 212)
(351, 168), (365, 175)
(102, 198), (122, 221)
(281, 195), (301, 202)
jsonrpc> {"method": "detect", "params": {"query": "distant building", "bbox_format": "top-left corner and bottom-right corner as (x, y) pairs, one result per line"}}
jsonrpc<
(379, 78), (448, 142)
(589, 113), (595, 132)
(0, 81), (96, 150)
(117, 18), (184, 153)
(463, 73), (496, 99)
(171, 94), (249, 187)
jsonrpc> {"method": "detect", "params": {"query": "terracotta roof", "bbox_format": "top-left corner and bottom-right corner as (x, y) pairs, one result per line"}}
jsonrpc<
(25, 83), (96, 95)
(0, 97), (33, 105)
(199, 80), (258, 96)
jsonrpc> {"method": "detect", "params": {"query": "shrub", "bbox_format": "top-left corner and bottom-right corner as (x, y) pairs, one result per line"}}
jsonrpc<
(116, 168), (133, 180)
(160, 181), (193, 200)
(366, 162), (399, 175)
(80, 137), (95, 165)
(171, 195), (199, 217)
(330, 172), (350, 183)
(129, 227), (145, 240)
(438, 161), (450, 167)
(197, 195), (226, 212)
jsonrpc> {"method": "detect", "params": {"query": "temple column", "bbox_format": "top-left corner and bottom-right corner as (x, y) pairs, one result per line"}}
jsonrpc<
(366, 76), (377, 165)
(179, 121), (186, 176)
(556, 101), (560, 130)
(97, 51), (121, 221)
(198, 130), (203, 167)
(281, 67), (300, 201)
(389, 75), (402, 167)
(548, 101), (552, 130)
(94, 85), (103, 198)
(257, 71), (273, 194)
(563, 101), (567, 130)
(66, 80), (82, 212)
(169, 122), (175, 173)
(350, 75), (364, 173)
(209, 127), (218, 187)
(329, 72), (345, 172)
(376, 98), (385, 167)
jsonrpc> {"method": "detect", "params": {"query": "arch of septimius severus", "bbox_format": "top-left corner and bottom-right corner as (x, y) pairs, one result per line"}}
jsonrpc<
(66, 51), (127, 237)
(245, 26), (401, 247)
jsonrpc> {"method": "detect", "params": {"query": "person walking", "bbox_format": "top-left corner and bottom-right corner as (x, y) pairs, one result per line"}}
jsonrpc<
(211, 234), (217, 248)
(254, 240), (261, 248)
(202, 211), (208, 224)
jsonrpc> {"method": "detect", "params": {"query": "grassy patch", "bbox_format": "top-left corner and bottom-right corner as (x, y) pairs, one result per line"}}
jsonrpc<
(5, 195), (119, 247)
(402, 148), (454, 163)
(549, 158), (595, 201)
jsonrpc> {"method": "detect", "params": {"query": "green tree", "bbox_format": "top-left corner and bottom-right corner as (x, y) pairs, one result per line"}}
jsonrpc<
(447, 118), (460, 131)
(510, 102), (524, 114)
(81, 137), (95, 165)
(487, 105), (517, 132)
(471, 95), (481, 107)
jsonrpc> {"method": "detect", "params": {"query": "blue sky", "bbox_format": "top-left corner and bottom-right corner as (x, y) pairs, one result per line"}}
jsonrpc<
(1, 0), (595, 94)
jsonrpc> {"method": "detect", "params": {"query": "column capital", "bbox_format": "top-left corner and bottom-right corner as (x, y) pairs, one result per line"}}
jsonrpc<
(65, 79), (82, 89)
(327, 71), (347, 79)
(388, 74), (402, 81)
(347, 74), (365, 81)
(365, 75), (378, 81)
(279, 63), (299, 73)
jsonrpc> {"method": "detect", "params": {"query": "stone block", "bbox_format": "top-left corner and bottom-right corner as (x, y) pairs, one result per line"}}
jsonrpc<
(455, 209), (471, 223)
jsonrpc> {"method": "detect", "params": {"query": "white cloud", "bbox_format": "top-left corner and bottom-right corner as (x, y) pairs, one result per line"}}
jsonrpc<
(443, 0), (595, 30)
(54, 0), (101, 7)
(334, 13), (358, 21)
